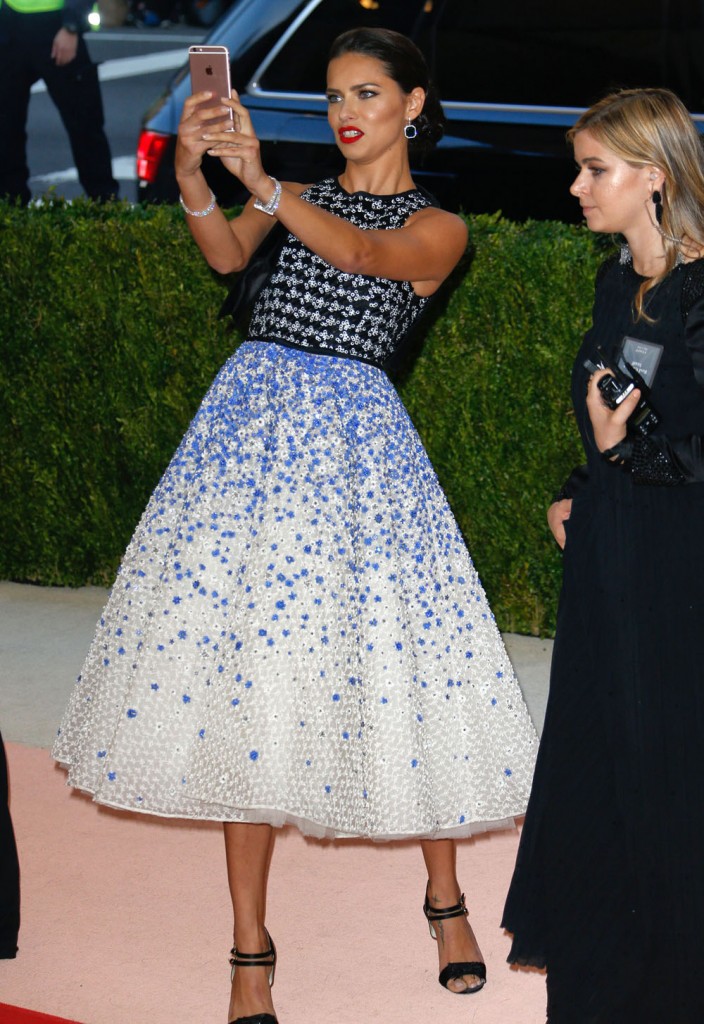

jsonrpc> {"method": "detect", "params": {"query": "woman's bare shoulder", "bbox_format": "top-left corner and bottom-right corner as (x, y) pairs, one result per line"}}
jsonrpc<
(406, 203), (466, 237)
(281, 181), (314, 198)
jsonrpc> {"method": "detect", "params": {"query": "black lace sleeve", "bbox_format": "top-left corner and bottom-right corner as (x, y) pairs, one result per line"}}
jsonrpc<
(630, 435), (686, 485)
(681, 261), (704, 391)
(624, 433), (704, 484)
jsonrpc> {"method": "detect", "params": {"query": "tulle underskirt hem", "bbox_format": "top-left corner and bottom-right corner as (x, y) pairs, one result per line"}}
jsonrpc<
(56, 761), (520, 841)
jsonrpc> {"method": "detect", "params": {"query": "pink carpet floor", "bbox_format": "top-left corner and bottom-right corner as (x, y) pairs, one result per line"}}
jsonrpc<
(0, 741), (547, 1023)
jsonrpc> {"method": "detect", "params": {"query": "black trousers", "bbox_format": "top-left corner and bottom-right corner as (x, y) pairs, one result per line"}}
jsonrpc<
(0, 6), (118, 204)
(0, 730), (20, 958)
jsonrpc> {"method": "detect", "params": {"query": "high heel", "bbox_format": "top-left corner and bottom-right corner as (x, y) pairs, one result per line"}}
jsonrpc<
(423, 891), (487, 995)
(228, 1017), (277, 1024)
(228, 1018), (277, 1024)
(228, 929), (278, 1024)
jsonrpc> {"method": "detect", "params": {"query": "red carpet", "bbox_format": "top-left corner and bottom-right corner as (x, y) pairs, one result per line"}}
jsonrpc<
(0, 1007), (81, 1024)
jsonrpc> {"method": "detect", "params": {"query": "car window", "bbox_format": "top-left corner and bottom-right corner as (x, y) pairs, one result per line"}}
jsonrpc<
(426, 0), (704, 108)
(256, 0), (704, 113)
(256, 0), (432, 94)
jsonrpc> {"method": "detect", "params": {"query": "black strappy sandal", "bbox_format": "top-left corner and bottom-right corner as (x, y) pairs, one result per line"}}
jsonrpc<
(229, 1017), (277, 1024)
(228, 928), (278, 1024)
(229, 1017), (278, 1024)
(423, 891), (487, 995)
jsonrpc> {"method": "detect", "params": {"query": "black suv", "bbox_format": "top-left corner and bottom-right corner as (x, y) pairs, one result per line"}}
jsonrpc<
(137, 0), (704, 221)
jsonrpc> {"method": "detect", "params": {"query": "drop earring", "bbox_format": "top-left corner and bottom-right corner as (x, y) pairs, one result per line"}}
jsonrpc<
(404, 118), (418, 140)
(649, 186), (683, 245)
(652, 190), (663, 225)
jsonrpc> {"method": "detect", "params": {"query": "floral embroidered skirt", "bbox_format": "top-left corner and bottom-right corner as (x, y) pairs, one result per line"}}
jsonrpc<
(53, 341), (538, 839)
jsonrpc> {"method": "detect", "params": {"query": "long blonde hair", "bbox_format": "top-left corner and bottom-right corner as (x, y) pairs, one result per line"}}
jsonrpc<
(567, 88), (704, 318)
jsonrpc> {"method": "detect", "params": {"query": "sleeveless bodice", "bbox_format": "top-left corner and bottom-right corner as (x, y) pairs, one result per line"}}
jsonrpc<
(247, 178), (435, 368)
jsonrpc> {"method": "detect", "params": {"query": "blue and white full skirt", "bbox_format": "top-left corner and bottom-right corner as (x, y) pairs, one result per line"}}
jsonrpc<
(53, 341), (538, 839)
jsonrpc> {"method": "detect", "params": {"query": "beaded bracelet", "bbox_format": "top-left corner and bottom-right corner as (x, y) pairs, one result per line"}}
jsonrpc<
(179, 189), (217, 218)
(253, 177), (282, 216)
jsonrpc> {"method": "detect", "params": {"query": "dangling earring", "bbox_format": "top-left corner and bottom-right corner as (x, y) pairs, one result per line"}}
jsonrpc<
(652, 190), (663, 225)
(648, 186), (684, 244)
(404, 118), (418, 140)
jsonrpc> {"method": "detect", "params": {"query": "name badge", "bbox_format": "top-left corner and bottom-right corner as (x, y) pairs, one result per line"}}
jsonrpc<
(618, 336), (664, 385)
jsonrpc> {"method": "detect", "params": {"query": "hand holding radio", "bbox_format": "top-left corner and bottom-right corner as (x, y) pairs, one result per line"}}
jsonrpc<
(584, 350), (645, 453)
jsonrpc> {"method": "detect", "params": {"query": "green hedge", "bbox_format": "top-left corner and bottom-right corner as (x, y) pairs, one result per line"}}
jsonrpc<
(0, 198), (606, 635)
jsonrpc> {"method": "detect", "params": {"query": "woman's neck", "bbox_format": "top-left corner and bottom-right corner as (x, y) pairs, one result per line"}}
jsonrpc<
(339, 156), (415, 197)
(625, 225), (669, 278)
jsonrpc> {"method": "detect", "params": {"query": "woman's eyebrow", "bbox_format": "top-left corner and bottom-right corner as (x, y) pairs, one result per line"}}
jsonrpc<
(326, 81), (382, 92)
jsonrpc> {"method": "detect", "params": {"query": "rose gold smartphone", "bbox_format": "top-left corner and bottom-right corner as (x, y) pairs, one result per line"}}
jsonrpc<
(188, 45), (234, 127)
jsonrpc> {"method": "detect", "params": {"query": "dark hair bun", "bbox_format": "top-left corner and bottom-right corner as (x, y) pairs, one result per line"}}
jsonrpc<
(412, 81), (445, 156)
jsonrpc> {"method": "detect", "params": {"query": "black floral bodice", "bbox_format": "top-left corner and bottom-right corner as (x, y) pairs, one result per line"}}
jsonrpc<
(247, 178), (435, 369)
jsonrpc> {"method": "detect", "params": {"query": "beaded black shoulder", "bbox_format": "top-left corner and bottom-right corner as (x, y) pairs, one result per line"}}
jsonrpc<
(247, 178), (435, 369)
(680, 258), (704, 322)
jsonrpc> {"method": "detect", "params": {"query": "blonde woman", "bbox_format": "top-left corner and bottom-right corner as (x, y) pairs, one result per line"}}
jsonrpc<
(503, 88), (704, 1024)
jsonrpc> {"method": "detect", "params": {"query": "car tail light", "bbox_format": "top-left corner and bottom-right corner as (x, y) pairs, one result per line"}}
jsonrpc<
(136, 131), (171, 184)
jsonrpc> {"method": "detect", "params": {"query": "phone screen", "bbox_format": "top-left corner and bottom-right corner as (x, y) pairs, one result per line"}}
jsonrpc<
(188, 45), (234, 127)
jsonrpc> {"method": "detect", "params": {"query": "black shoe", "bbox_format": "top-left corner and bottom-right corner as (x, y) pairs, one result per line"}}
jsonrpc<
(229, 1017), (277, 1024)
(228, 929), (277, 1024)
(423, 891), (486, 995)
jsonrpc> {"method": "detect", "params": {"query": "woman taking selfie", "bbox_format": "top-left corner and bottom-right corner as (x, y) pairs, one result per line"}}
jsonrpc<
(503, 88), (704, 1024)
(53, 27), (538, 1022)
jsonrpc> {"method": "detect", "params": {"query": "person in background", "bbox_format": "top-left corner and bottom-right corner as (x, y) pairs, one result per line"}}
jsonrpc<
(503, 87), (704, 1024)
(0, 0), (118, 205)
(0, 731), (20, 959)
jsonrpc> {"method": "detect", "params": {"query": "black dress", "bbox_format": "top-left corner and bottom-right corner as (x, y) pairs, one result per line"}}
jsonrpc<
(502, 253), (704, 1024)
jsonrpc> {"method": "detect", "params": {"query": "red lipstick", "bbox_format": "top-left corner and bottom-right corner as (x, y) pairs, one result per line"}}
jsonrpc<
(338, 125), (364, 144)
